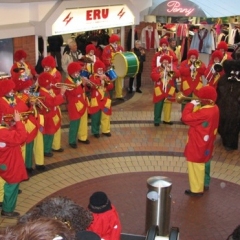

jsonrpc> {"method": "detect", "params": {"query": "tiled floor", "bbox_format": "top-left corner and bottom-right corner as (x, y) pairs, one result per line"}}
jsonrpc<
(1, 83), (240, 240)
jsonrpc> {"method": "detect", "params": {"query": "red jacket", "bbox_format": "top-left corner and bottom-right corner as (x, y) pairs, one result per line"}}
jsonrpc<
(87, 205), (122, 240)
(182, 103), (219, 163)
(88, 74), (113, 115)
(101, 44), (124, 68)
(179, 59), (206, 96)
(49, 68), (62, 95)
(39, 87), (65, 134)
(0, 122), (28, 183)
(64, 76), (88, 120)
(151, 66), (179, 103)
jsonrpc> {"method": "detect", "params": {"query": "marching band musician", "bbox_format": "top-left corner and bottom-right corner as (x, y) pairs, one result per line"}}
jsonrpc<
(101, 34), (124, 100)
(10, 50), (38, 81)
(204, 50), (224, 89)
(42, 55), (63, 153)
(216, 41), (232, 62)
(85, 44), (99, 75)
(38, 72), (66, 157)
(151, 38), (178, 71)
(151, 55), (180, 127)
(65, 62), (90, 149)
(88, 60), (114, 138)
(179, 49), (206, 111)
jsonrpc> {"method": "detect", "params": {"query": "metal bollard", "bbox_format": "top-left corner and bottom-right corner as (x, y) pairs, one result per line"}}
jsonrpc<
(145, 176), (172, 236)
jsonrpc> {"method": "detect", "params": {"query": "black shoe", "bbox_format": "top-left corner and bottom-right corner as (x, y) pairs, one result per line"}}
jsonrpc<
(52, 148), (64, 152)
(1, 210), (20, 218)
(184, 189), (203, 197)
(94, 134), (100, 138)
(116, 97), (125, 101)
(102, 132), (111, 137)
(18, 189), (22, 194)
(136, 89), (142, 93)
(154, 123), (160, 127)
(128, 89), (133, 94)
(35, 165), (46, 171)
(69, 143), (77, 149)
(204, 186), (209, 191)
(163, 121), (173, 125)
(78, 139), (90, 144)
(26, 167), (34, 174)
(44, 152), (53, 157)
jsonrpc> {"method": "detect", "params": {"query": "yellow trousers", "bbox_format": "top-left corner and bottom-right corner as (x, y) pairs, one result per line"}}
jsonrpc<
(33, 130), (44, 165)
(101, 112), (110, 133)
(52, 128), (61, 150)
(187, 161), (205, 193)
(163, 100), (172, 122)
(115, 77), (123, 98)
(0, 177), (5, 202)
(78, 110), (88, 141)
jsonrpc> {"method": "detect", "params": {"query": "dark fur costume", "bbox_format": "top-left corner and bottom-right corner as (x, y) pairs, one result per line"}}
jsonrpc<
(216, 60), (240, 150)
(17, 196), (93, 233)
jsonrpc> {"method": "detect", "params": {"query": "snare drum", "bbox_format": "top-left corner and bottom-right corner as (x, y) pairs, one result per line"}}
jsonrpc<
(80, 70), (90, 78)
(105, 68), (117, 81)
(112, 52), (139, 78)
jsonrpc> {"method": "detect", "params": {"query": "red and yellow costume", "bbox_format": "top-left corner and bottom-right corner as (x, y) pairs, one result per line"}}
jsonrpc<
(151, 55), (179, 125)
(151, 38), (178, 71)
(179, 49), (206, 98)
(65, 62), (89, 148)
(182, 86), (219, 194)
(101, 34), (124, 99)
(85, 44), (99, 75)
(88, 61), (114, 137)
(38, 72), (65, 156)
(204, 50), (224, 89)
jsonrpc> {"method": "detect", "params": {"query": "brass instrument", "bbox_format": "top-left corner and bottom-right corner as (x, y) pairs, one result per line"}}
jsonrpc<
(194, 59), (202, 69)
(85, 79), (101, 89)
(167, 70), (175, 78)
(29, 96), (50, 112)
(51, 83), (77, 90)
(2, 110), (35, 121)
(176, 92), (214, 105)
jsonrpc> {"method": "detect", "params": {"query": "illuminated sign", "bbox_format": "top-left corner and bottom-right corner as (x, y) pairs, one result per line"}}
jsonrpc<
(52, 5), (134, 35)
(151, 0), (206, 17)
(167, 1), (194, 16)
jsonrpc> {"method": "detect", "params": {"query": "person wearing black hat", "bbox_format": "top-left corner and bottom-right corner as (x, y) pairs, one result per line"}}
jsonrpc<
(87, 191), (122, 240)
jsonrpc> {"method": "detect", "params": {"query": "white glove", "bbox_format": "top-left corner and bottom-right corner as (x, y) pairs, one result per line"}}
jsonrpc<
(191, 100), (200, 106)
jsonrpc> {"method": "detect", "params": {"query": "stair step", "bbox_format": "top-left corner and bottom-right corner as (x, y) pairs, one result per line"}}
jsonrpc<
(121, 233), (145, 240)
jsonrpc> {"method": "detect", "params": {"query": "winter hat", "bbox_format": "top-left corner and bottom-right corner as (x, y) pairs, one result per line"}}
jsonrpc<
(88, 191), (112, 213)
(217, 41), (228, 51)
(67, 62), (82, 75)
(109, 34), (120, 43)
(13, 78), (33, 92)
(187, 49), (199, 59)
(41, 56), (56, 68)
(94, 60), (106, 73)
(211, 50), (223, 61)
(0, 79), (15, 97)
(159, 38), (169, 46)
(14, 50), (27, 61)
(38, 72), (53, 88)
(75, 231), (101, 240)
(86, 44), (96, 54)
(197, 86), (217, 102)
(160, 55), (171, 63)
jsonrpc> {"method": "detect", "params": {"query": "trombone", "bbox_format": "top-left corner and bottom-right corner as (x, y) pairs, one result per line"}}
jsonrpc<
(176, 92), (214, 105)
(51, 83), (77, 90)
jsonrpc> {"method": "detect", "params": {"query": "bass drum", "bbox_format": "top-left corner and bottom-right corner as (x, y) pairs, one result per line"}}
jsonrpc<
(112, 52), (139, 78)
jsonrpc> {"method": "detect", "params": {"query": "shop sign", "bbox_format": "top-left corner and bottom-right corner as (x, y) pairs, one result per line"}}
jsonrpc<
(151, 0), (206, 17)
(52, 5), (135, 35)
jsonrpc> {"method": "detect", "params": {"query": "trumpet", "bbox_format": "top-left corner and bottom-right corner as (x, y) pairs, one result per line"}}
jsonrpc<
(176, 92), (214, 105)
(28, 96), (50, 112)
(85, 79), (101, 89)
(194, 59), (202, 69)
(51, 83), (77, 90)
(2, 110), (35, 121)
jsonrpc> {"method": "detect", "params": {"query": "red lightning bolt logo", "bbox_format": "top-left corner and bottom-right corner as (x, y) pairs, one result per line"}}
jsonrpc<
(117, 8), (125, 19)
(63, 12), (73, 26)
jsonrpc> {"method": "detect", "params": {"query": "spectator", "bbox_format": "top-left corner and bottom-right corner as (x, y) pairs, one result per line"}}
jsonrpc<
(87, 191), (122, 240)
(47, 35), (64, 71)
